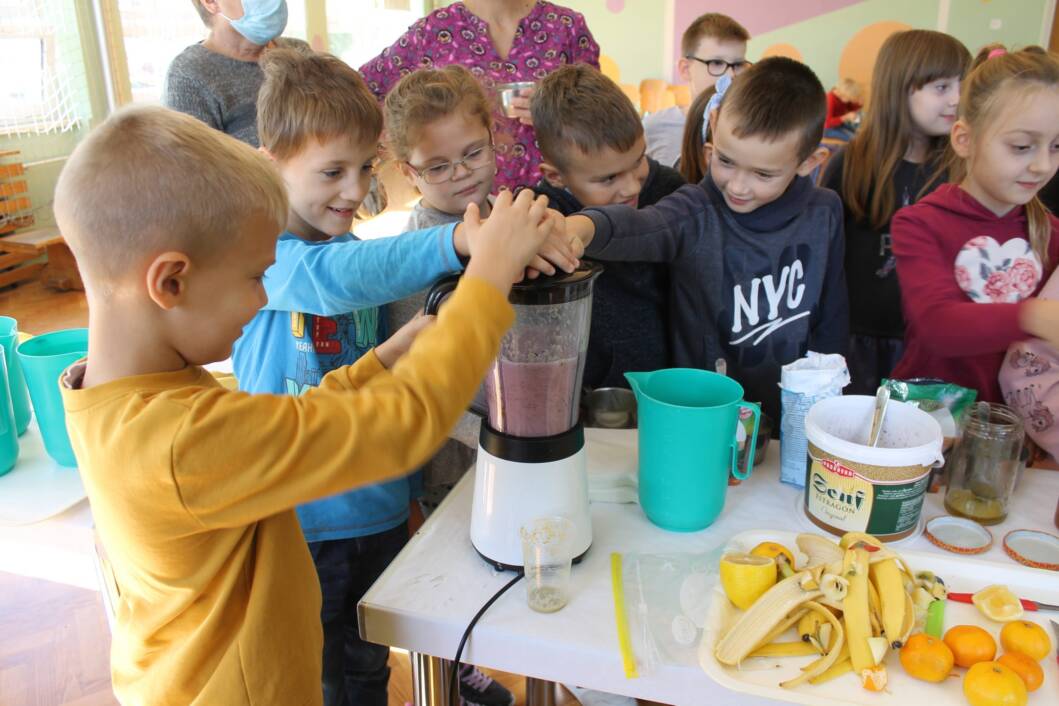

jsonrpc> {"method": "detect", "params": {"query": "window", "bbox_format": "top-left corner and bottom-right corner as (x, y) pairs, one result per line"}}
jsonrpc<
(326, 0), (420, 70)
(114, 0), (308, 104)
(0, 0), (86, 135)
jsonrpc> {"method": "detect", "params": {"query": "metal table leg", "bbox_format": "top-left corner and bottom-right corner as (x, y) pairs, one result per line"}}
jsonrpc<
(410, 651), (453, 706)
(525, 677), (559, 706)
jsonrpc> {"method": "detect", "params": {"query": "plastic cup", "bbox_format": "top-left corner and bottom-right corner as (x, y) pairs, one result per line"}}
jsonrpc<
(0, 348), (19, 476)
(520, 516), (575, 613)
(16, 328), (88, 467)
(0, 316), (31, 435)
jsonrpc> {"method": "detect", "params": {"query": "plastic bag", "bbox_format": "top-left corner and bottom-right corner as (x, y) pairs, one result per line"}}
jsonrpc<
(883, 378), (978, 491)
(613, 545), (724, 677)
(779, 352), (850, 487)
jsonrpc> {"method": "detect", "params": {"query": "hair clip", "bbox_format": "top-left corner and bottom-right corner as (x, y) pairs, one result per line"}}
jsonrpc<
(988, 47), (1007, 59)
(701, 74), (733, 142)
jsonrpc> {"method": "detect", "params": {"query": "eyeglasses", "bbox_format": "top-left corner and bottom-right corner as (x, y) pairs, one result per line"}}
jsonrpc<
(684, 56), (752, 77)
(406, 144), (495, 185)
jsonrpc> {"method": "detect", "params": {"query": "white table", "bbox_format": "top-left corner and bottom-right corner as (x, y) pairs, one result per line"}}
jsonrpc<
(358, 429), (1059, 706)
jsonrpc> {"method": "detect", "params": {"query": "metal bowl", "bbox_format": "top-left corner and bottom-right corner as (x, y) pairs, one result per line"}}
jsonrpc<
(585, 387), (637, 429)
(497, 81), (536, 118)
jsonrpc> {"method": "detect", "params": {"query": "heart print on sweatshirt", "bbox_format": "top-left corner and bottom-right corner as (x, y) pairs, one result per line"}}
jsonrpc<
(954, 236), (1042, 303)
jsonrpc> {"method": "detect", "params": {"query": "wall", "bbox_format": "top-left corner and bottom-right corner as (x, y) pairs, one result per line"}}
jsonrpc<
(567, 0), (1055, 90)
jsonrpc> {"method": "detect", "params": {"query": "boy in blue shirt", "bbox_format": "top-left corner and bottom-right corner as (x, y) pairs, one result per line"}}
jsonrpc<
(234, 48), (576, 706)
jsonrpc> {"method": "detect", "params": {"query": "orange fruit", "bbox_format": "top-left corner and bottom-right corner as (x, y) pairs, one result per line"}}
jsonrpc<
(999, 620), (1052, 662)
(945, 625), (997, 668)
(997, 652), (1043, 692)
(899, 633), (955, 682)
(963, 661), (1028, 706)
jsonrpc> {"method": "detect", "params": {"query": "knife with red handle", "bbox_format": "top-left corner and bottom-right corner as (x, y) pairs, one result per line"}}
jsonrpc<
(947, 592), (1059, 612)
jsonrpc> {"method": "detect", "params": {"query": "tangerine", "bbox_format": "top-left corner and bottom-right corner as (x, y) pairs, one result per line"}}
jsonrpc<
(899, 633), (954, 682)
(944, 625), (997, 668)
(963, 661), (1027, 706)
(997, 652), (1043, 692)
(999, 620), (1051, 662)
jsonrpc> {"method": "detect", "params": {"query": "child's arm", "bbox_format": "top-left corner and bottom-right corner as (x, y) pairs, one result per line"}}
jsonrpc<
(566, 184), (708, 263)
(892, 209), (1032, 355)
(170, 192), (553, 528)
(809, 211), (850, 354)
(263, 225), (462, 317)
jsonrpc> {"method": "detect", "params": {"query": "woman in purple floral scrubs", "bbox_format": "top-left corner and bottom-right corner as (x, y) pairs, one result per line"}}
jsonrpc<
(361, 0), (600, 190)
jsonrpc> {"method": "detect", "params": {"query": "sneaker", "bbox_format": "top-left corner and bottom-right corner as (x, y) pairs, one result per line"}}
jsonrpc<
(458, 665), (515, 706)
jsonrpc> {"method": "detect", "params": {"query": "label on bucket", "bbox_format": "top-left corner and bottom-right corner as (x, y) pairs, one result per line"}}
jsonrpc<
(805, 455), (931, 536)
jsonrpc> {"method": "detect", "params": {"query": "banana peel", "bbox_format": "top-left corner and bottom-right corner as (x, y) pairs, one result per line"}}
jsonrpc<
(749, 641), (820, 658)
(780, 601), (846, 688)
(716, 572), (823, 665)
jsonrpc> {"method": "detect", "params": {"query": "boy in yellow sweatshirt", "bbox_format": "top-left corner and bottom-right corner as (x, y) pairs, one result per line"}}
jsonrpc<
(54, 104), (556, 706)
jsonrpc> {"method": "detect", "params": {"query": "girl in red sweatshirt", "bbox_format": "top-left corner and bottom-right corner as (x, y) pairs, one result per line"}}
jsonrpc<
(891, 48), (1059, 402)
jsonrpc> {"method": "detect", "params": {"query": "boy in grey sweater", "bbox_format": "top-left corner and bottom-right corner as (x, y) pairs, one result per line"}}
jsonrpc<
(565, 58), (849, 423)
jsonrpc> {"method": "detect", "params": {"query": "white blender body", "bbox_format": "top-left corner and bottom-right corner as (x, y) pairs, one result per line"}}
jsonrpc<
(470, 442), (591, 569)
(460, 264), (602, 571)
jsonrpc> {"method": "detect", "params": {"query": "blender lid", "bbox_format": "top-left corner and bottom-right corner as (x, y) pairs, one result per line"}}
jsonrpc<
(509, 261), (603, 306)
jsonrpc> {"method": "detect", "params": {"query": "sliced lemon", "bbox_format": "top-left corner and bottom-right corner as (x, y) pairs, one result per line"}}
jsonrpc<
(719, 552), (777, 611)
(972, 585), (1024, 622)
(750, 541), (796, 568)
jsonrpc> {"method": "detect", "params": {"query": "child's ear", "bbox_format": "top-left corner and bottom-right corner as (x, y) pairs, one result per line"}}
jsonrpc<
(539, 162), (566, 189)
(951, 119), (973, 159)
(701, 141), (713, 168)
(795, 146), (832, 178)
(145, 251), (192, 310)
(677, 57), (692, 84)
(397, 161), (420, 187)
(258, 146), (276, 162)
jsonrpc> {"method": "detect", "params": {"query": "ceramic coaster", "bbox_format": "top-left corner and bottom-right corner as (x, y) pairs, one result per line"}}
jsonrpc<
(1003, 529), (1059, 571)
(923, 516), (993, 555)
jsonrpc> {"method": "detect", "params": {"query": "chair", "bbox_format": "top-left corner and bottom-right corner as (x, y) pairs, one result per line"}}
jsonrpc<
(620, 83), (641, 113)
(639, 79), (669, 115)
(599, 54), (621, 83)
(669, 84), (692, 109)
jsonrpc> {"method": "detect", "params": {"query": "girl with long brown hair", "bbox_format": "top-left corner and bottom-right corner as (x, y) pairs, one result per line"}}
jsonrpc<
(891, 47), (1059, 402)
(821, 29), (970, 393)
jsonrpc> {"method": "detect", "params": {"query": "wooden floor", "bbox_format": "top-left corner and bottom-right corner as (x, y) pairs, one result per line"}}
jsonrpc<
(0, 281), (666, 705)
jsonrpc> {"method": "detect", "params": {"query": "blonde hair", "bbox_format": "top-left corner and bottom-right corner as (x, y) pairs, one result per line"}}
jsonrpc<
(836, 77), (863, 102)
(384, 65), (492, 162)
(54, 105), (287, 286)
(257, 48), (383, 160)
(956, 47), (1059, 268)
(841, 30), (970, 230)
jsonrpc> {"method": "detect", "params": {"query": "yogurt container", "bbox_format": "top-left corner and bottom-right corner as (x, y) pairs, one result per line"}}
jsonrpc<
(804, 396), (944, 541)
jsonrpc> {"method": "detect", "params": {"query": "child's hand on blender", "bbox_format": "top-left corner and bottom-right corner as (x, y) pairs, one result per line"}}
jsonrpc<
(524, 208), (583, 279)
(463, 189), (553, 292)
(375, 313), (435, 369)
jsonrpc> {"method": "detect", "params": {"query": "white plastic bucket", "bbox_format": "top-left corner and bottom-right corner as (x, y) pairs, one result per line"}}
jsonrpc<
(804, 396), (944, 540)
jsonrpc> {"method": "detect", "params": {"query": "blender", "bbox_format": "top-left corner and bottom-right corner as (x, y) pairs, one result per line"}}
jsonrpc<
(426, 264), (602, 570)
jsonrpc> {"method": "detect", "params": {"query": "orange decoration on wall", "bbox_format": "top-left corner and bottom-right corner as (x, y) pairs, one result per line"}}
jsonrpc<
(838, 20), (912, 104)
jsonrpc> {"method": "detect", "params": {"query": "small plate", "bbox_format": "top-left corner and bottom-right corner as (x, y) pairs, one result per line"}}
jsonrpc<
(1003, 529), (1059, 571)
(924, 516), (993, 555)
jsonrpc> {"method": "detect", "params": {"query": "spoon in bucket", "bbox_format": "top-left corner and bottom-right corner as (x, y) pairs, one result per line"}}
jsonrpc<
(868, 385), (890, 447)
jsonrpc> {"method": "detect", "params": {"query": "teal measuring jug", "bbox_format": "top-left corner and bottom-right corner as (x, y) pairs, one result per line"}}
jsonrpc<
(625, 368), (760, 532)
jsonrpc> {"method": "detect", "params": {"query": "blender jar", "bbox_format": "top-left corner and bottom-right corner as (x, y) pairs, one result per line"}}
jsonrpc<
(944, 402), (1024, 525)
(484, 264), (602, 437)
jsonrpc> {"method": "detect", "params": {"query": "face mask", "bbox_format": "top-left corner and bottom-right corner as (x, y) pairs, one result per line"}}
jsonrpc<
(222, 0), (288, 46)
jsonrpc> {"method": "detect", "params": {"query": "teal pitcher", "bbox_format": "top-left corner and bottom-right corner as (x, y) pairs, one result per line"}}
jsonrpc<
(625, 369), (760, 532)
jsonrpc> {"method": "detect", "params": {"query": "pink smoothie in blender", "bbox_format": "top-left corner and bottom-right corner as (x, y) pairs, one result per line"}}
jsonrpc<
(485, 356), (582, 437)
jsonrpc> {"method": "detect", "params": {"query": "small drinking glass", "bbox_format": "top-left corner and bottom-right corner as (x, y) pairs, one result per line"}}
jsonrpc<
(520, 516), (574, 613)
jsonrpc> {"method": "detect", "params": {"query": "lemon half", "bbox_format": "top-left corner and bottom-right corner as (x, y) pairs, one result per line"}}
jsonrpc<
(972, 585), (1024, 622)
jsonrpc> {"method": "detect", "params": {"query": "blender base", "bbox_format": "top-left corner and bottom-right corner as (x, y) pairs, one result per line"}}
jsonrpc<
(472, 543), (591, 573)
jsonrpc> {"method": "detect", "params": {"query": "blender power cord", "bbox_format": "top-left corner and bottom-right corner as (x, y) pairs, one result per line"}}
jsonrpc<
(449, 571), (525, 706)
